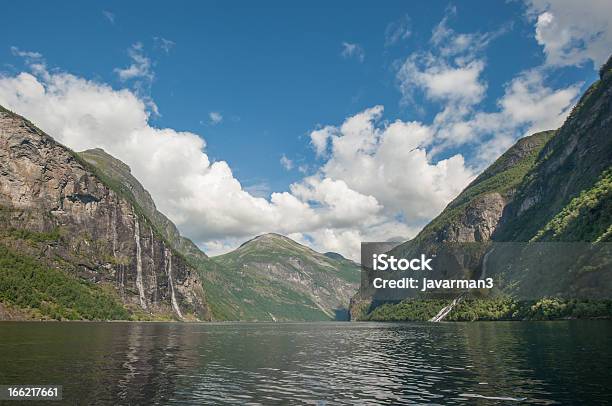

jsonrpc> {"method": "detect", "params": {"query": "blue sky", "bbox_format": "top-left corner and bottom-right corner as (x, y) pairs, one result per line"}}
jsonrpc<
(0, 1), (609, 258)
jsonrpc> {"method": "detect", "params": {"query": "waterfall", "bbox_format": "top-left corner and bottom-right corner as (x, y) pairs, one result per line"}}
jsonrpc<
(165, 248), (183, 319)
(429, 294), (465, 322)
(149, 227), (158, 303)
(480, 247), (495, 279)
(111, 206), (118, 257)
(111, 207), (120, 292)
(134, 217), (147, 310)
(150, 227), (155, 261)
(429, 247), (495, 322)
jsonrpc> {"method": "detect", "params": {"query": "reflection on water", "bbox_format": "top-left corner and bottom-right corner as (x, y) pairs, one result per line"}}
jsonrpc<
(0, 321), (611, 404)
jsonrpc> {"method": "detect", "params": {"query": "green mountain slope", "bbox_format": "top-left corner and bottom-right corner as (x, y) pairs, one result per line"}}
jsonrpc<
(494, 56), (612, 242)
(212, 233), (360, 321)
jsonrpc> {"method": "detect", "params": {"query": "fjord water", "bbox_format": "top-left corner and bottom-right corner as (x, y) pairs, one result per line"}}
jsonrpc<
(1, 321), (610, 404)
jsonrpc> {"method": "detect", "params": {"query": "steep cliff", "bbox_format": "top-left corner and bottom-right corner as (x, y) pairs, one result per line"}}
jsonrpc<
(494, 57), (612, 242)
(0, 105), (211, 320)
(351, 55), (612, 320)
(78, 148), (209, 261)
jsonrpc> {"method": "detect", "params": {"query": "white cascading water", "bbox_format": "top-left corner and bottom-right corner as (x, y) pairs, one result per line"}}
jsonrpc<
(134, 217), (147, 310)
(165, 247), (183, 319)
(430, 247), (495, 322)
(429, 294), (465, 322)
(149, 227), (158, 303)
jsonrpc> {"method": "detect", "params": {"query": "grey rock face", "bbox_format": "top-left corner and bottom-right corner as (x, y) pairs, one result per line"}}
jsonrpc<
(440, 193), (506, 243)
(0, 107), (210, 320)
(78, 148), (209, 262)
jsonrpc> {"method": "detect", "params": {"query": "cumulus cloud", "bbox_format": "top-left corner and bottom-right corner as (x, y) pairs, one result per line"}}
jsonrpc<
(399, 57), (486, 106)
(396, 9), (493, 111)
(341, 42), (365, 62)
(310, 125), (336, 157)
(434, 68), (581, 165)
(526, 0), (612, 69)
(10, 47), (48, 79)
(0, 59), (474, 260)
(113, 43), (158, 115)
(309, 106), (473, 223)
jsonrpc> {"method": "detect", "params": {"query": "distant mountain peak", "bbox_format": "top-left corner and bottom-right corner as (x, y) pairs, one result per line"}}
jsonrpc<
(323, 251), (346, 261)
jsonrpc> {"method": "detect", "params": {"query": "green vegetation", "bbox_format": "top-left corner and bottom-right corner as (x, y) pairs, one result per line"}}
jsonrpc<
(414, 131), (554, 242)
(198, 258), (331, 321)
(3, 227), (61, 243)
(209, 234), (360, 321)
(0, 243), (128, 320)
(365, 297), (612, 322)
(533, 168), (612, 241)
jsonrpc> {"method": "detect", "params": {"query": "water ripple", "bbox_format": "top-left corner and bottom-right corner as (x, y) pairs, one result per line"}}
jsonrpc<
(0, 321), (611, 404)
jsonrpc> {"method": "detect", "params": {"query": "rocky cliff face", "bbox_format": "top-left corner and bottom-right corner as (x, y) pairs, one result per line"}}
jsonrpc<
(413, 130), (555, 247)
(78, 148), (209, 262)
(0, 106), (211, 320)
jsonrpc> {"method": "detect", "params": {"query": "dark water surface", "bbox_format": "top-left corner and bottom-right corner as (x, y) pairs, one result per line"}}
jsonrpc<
(0, 321), (611, 405)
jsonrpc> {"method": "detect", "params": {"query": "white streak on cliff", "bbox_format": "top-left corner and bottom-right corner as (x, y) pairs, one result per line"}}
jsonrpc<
(134, 216), (147, 310)
(165, 247), (183, 319)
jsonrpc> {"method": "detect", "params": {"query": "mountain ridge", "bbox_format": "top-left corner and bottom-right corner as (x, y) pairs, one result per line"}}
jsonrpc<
(212, 232), (360, 321)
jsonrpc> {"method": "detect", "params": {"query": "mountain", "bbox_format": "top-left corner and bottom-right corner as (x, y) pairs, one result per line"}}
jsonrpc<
(77, 153), (361, 321)
(0, 105), (210, 321)
(212, 233), (360, 321)
(351, 55), (612, 321)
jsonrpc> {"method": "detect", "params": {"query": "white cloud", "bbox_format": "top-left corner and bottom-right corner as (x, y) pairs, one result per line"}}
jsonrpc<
(0, 61), (474, 260)
(280, 154), (293, 170)
(208, 111), (223, 125)
(310, 125), (336, 157)
(341, 42), (365, 62)
(526, 0), (612, 69)
(498, 69), (580, 130)
(114, 43), (153, 82)
(10, 47), (42, 60)
(397, 9), (493, 110)
(396, 9), (582, 168)
(113, 43), (158, 115)
(431, 68), (581, 165)
(310, 106), (474, 223)
(398, 57), (486, 105)
(10, 47), (48, 79)
(102, 10), (115, 24)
